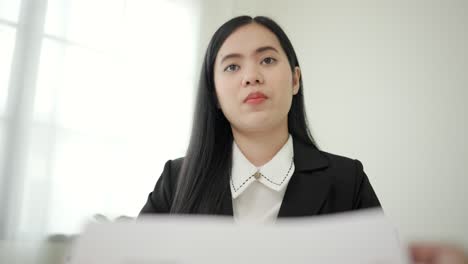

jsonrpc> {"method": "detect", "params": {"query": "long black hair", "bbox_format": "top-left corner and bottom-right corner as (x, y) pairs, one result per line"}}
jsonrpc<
(170, 15), (318, 214)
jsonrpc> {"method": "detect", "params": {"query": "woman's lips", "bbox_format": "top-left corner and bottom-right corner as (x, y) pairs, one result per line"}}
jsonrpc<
(244, 92), (267, 105)
(245, 97), (266, 104)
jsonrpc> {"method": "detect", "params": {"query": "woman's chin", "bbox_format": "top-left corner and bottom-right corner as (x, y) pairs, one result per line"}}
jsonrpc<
(235, 119), (281, 134)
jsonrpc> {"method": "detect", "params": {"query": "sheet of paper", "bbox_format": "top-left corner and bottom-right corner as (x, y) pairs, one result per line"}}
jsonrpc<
(69, 208), (409, 264)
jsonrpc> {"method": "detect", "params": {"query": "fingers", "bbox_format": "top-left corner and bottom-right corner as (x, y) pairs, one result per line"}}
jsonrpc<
(410, 243), (440, 262)
(409, 242), (468, 264)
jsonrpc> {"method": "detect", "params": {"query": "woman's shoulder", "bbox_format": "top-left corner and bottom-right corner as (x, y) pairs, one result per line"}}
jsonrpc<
(318, 150), (359, 164)
(314, 149), (366, 174)
(161, 157), (185, 181)
(293, 139), (363, 172)
(167, 157), (184, 170)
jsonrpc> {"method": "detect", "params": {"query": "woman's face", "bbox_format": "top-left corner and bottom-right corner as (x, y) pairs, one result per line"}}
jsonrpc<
(214, 23), (300, 134)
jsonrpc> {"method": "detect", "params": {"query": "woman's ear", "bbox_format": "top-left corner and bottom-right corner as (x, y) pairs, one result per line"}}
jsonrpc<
(292, 66), (301, 95)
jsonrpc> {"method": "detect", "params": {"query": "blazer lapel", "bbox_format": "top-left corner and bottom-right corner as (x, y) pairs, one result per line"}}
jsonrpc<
(277, 139), (330, 217)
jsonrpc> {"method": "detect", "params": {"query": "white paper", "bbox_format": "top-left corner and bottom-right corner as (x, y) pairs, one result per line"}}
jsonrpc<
(69, 209), (409, 264)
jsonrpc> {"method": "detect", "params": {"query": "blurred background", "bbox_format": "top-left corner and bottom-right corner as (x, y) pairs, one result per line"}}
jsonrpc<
(0, 0), (467, 251)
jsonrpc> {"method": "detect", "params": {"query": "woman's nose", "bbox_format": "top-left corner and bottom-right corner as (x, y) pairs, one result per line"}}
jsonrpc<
(241, 69), (264, 87)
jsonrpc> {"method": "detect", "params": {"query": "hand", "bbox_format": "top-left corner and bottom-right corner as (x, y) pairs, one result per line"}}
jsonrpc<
(410, 242), (468, 264)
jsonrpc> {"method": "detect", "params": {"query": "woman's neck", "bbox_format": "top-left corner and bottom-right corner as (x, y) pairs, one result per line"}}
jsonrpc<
(232, 122), (289, 167)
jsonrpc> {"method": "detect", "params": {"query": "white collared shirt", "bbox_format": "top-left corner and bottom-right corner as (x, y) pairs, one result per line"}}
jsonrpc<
(230, 135), (295, 224)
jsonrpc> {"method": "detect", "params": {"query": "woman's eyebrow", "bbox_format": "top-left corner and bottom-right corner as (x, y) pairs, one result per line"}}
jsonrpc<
(255, 46), (279, 54)
(220, 53), (242, 64)
(220, 46), (279, 64)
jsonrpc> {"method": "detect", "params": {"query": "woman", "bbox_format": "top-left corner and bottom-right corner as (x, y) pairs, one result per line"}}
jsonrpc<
(140, 16), (380, 222)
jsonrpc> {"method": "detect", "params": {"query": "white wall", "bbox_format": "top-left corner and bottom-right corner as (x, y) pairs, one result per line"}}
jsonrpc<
(201, 0), (468, 248)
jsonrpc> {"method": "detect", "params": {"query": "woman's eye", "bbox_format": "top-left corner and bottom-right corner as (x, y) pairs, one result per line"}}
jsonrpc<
(261, 57), (277, 65)
(224, 64), (240, 72)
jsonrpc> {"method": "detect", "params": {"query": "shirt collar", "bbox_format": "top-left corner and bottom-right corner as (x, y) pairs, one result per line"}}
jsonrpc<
(230, 135), (295, 199)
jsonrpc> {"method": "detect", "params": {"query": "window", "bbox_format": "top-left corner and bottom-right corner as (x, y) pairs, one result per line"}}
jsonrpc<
(1, 0), (200, 238)
(0, 24), (15, 115)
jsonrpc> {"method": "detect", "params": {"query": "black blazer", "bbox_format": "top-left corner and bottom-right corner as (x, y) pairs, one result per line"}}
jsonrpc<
(140, 139), (381, 217)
